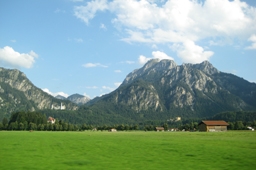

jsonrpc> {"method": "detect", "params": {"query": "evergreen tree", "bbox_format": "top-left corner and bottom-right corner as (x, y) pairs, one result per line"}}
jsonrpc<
(2, 117), (8, 130)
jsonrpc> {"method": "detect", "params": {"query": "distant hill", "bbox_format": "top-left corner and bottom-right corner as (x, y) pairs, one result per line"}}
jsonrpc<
(54, 94), (90, 105)
(67, 94), (90, 106)
(55, 95), (67, 100)
(0, 67), (77, 120)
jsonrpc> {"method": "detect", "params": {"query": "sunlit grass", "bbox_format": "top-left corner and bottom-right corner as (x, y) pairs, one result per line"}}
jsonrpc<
(0, 131), (255, 170)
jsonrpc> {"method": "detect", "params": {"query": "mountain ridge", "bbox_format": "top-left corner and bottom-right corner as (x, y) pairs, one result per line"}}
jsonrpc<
(87, 59), (256, 119)
(0, 67), (78, 119)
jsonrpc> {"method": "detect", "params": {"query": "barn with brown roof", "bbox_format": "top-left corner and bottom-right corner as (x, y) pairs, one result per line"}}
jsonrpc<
(155, 127), (165, 132)
(198, 120), (229, 132)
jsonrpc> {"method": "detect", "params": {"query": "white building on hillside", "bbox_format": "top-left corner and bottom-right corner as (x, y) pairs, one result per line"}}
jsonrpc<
(51, 102), (66, 110)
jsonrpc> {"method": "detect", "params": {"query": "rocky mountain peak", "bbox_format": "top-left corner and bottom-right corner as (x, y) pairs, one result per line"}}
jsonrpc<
(143, 59), (177, 71)
(193, 60), (219, 75)
(123, 59), (177, 85)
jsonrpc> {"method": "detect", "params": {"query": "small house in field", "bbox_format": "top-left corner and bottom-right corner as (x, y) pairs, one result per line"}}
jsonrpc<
(109, 128), (117, 132)
(198, 120), (229, 132)
(168, 128), (178, 132)
(155, 127), (165, 132)
(47, 117), (56, 124)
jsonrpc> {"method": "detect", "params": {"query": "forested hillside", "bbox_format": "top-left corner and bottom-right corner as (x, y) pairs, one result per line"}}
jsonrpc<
(211, 111), (256, 122)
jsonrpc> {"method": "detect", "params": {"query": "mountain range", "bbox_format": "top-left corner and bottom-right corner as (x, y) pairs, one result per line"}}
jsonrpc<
(0, 59), (256, 123)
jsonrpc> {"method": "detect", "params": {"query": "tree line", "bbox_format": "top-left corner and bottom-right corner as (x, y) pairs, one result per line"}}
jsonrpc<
(0, 111), (256, 131)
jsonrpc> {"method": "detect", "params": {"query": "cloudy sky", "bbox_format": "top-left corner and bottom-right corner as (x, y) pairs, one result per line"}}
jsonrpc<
(0, 0), (255, 99)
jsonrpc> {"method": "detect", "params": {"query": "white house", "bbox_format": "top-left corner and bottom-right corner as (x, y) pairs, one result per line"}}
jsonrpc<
(47, 117), (56, 124)
(109, 128), (117, 132)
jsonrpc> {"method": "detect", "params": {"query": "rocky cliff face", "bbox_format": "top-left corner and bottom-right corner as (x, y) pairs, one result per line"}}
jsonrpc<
(90, 59), (256, 118)
(0, 67), (77, 116)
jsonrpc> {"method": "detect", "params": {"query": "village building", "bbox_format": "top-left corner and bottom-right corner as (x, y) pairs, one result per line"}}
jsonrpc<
(47, 116), (56, 124)
(109, 128), (117, 132)
(155, 127), (165, 132)
(198, 120), (229, 132)
(168, 128), (178, 132)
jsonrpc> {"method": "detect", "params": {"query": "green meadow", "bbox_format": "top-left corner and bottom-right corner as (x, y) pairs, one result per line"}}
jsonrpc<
(0, 131), (255, 170)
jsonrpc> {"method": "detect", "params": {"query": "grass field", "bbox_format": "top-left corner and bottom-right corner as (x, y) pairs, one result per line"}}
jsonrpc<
(0, 131), (255, 170)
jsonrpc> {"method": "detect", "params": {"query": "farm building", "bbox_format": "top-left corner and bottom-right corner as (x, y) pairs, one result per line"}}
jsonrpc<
(198, 120), (229, 132)
(109, 128), (117, 132)
(155, 127), (165, 132)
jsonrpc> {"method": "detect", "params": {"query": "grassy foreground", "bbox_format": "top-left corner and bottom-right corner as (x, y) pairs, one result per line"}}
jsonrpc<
(0, 131), (255, 170)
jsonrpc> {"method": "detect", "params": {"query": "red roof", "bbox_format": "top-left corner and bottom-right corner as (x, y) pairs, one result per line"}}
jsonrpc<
(199, 120), (229, 126)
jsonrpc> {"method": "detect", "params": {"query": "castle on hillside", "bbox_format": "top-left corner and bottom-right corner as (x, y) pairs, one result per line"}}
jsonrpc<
(51, 102), (66, 110)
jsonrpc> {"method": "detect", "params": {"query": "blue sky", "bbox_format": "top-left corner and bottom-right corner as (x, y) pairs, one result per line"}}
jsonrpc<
(0, 0), (255, 99)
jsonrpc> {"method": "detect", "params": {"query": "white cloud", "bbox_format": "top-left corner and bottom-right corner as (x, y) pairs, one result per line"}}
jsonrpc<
(152, 51), (174, 61)
(151, 44), (158, 49)
(74, 0), (108, 24)
(102, 85), (114, 91)
(123, 60), (135, 64)
(0, 46), (38, 68)
(139, 51), (174, 65)
(114, 70), (121, 73)
(75, 38), (84, 43)
(83, 62), (108, 68)
(42, 88), (69, 98)
(100, 23), (107, 30)
(85, 86), (98, 89)
(176, 40), (214, 63)
(114, 82), (122, 87)
(121, 30), (152, 43)
(83, 93), (90, 98)
(71, 0), (84, 2)
(74, 0), (256, 63)
(68, 38), (84, 43)
(101, 82), (121, 92)
(54, 8), (66, 13)
(138, 55), (151, 65)
(245, 34), (256, 50)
